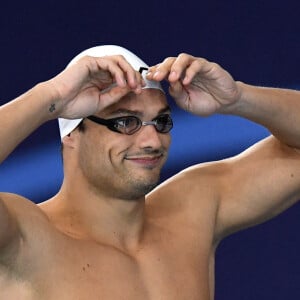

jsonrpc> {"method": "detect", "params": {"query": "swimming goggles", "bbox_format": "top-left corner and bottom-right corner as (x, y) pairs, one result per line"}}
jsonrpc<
(87, 114), (173, 135)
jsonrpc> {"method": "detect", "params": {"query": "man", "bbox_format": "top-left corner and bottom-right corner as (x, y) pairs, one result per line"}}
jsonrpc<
(0, 45), (299, 299)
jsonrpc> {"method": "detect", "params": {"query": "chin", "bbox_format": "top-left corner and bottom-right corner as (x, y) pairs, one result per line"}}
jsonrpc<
(119, 177), (160, 201)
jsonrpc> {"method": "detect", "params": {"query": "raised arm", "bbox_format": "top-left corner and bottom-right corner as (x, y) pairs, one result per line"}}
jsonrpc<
(0, 55), (143, 163)
(147, 54), (300, 238)
(0, 54), (143, 256)
(147, 54), (300, 146)
(223, 83), (300, 149)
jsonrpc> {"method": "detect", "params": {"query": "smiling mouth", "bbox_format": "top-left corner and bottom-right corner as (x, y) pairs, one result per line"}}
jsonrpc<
(124, 154), (164, 168)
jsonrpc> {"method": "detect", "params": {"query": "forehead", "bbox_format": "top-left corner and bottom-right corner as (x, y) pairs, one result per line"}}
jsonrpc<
(101, 89), (168, 117)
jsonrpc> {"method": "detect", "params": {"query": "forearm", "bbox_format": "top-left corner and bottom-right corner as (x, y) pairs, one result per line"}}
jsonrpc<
(223, 82), (300, 149)
(0, 82), (59, 163)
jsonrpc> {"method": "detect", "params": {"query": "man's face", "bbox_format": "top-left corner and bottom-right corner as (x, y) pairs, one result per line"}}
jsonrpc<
(76, 89), (171, 200)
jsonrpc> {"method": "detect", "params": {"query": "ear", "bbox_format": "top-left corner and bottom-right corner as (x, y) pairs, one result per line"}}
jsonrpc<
(61, 131), (78, 149)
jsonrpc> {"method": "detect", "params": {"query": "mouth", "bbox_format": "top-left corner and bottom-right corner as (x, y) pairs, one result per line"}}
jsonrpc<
(124, 154), (164, 168)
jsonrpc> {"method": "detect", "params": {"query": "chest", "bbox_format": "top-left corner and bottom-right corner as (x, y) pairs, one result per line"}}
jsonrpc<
(31, 230), (213, 300)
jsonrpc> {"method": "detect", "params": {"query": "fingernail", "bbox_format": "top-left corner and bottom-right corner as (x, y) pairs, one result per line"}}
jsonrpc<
(135, 86), (142, 94)
(153, 71), (161, 79)
(170, 71), (177, 80)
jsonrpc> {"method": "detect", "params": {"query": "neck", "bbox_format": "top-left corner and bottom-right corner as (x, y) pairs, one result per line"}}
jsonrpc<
(42, 181), (146, 253)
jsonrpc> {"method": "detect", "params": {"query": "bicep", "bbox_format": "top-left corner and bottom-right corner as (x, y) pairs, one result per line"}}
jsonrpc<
(215, 136), (300, 240)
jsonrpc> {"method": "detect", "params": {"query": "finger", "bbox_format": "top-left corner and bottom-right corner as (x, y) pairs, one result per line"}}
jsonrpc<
(111, 55), (143, 89)
(167, 53), (196, 83)
(168, 82), (190, 112)
(92, 56), (128, 88)
(148, 57), (177, 81)
(168, 81), (184, 99)
(146, 63), (161, 80)
(99, 85), (132, 108)
(93, 55), (139, 89)
(132, 70), (144, 92)
(182, 58), (212, 86)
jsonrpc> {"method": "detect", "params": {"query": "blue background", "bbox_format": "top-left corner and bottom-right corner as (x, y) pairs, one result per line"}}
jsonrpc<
(0, 0), (299, 298)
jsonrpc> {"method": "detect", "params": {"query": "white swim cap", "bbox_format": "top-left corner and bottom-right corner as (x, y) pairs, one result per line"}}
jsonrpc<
(58, 45), (164, 139)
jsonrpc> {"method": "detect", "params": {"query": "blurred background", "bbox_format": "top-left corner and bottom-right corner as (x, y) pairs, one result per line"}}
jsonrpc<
(0, 0), (299, 298)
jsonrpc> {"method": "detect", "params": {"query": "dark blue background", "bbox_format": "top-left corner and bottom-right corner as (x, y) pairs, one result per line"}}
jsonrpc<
(0, 0), (299, 298)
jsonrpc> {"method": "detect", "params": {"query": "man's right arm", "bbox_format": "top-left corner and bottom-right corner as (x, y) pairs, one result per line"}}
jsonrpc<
(0, 55), (144, 164)
(0, 83), (58, 163)
(0, 54), (144, 255)
(0, 84), (58, 257)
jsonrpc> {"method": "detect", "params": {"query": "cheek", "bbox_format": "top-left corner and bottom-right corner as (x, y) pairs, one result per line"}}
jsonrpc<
(108, 138), (134, 162)
(97, 134), (134, 166)
(163, 134), (172, 149)
(78, 139), (97, 171)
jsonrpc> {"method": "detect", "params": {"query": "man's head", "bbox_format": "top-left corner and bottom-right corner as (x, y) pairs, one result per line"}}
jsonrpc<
(59, 46), (172, 200)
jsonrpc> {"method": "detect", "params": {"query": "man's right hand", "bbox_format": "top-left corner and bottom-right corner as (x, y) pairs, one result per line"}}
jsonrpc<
(47, 55), (145, 120)
(0, 55), (144, 163)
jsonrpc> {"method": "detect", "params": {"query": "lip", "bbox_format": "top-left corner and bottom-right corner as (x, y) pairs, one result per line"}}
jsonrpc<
(124, 155), (163, 168)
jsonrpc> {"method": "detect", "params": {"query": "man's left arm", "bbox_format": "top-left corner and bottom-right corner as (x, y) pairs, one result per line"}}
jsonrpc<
(224, 82), (300, 149)
(147, 54), (300, 239)
(214, 83), (300, 238)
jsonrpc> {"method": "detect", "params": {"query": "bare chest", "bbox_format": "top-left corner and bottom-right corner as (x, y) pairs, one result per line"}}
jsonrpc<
(44, 243), (211, 299)
(21, 230), (214, 300)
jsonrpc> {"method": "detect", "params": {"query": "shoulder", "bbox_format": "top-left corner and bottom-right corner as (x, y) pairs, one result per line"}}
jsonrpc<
(0, 193), (58, 283)
(148, 159), (229, 200)
(1, 191), (35, 206)
(0, 192), (51, 238)
(146, 160), (229, 231)
(0, 192), (48, 219)
(0, 192), (57, 258)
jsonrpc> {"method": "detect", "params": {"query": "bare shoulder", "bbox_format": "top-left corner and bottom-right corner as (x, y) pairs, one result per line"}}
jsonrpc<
(0, 192), (51, 240)
(146, 160), (227, 238)
(0, 193), (50, 270)
(146, 135), (300, 242)
(149, 160), (227, 200)
(0, 192), (48, 220)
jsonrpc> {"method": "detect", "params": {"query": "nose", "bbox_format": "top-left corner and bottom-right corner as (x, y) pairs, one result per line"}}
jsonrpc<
(136, 123), (165, 150)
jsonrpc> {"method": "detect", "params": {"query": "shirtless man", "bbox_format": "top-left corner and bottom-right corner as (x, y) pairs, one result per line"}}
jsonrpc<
(1, 45), (300, 300)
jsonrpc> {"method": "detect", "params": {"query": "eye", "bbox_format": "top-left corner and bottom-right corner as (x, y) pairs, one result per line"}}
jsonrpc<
(157, 114), (172, 124)
(114, 116), (140, 134)
(154, 114), (173, 132)
(115, 118), (127, 128)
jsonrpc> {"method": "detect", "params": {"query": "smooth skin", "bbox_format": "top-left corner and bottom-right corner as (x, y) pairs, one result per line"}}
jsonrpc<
(1, 53), (300, 299)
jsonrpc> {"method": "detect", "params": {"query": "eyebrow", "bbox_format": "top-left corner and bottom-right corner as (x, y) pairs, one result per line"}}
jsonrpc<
(109, 106), (171, 117)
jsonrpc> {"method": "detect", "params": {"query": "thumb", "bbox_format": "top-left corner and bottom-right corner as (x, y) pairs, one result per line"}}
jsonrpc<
(168, 81), (185, 98)
(169, 81), (189, 105)
(169, 81), (193, 112)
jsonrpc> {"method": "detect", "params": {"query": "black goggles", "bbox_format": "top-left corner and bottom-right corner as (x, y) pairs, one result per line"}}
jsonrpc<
(87, 114), (173, 135)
